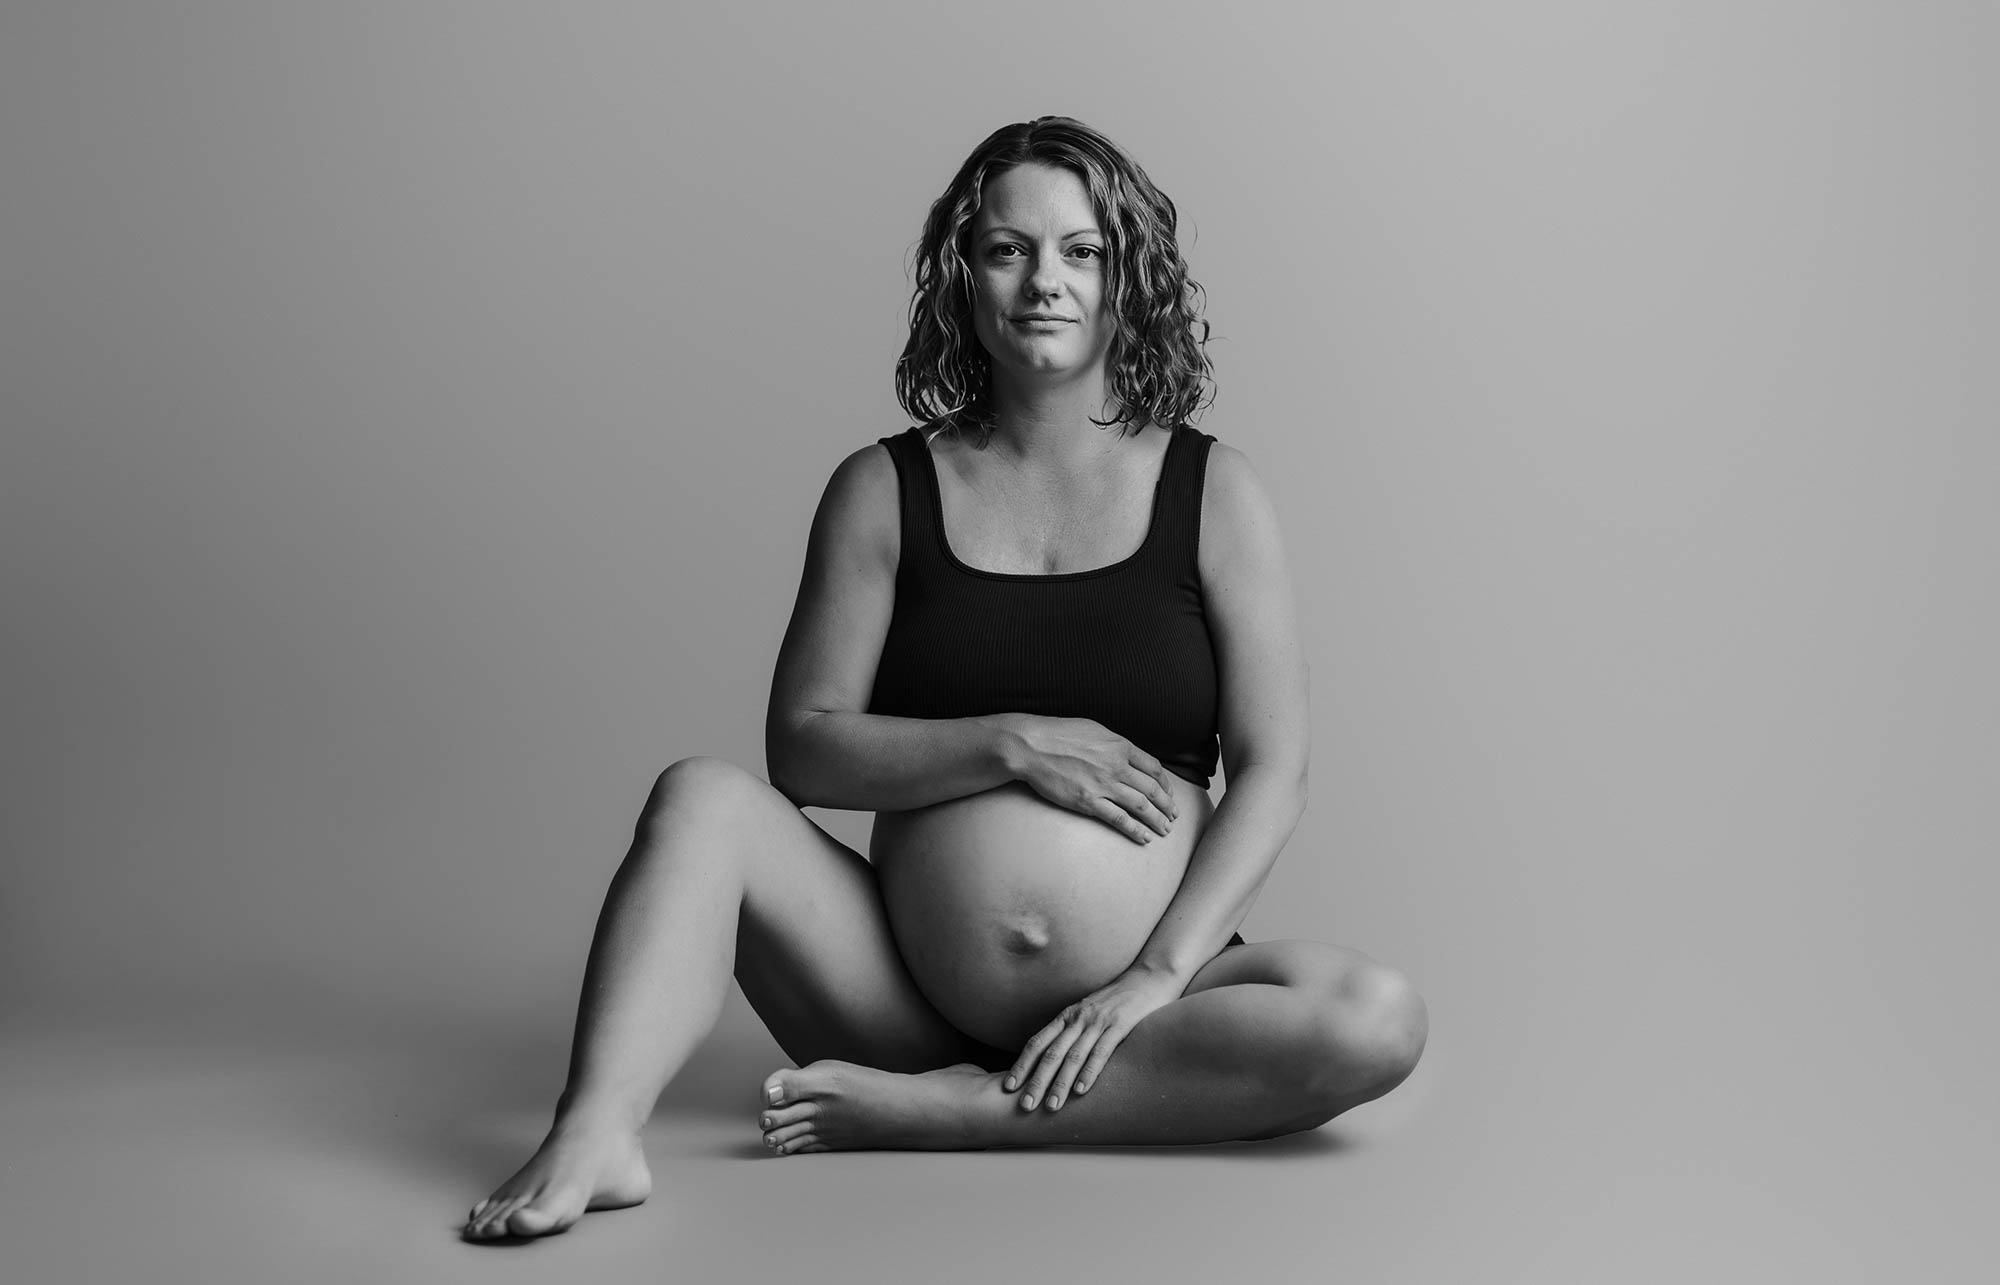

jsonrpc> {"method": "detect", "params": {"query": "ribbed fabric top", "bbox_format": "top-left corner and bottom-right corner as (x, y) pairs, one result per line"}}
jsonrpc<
(866, 423), (1222, 789)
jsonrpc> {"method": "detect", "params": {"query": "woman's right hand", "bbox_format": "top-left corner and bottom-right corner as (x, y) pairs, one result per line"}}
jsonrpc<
(993, 714), (1181, 844)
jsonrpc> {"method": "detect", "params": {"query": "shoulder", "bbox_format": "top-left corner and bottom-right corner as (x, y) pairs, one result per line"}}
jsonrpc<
(828, 435), (901, 497)
(806, 436), (903, 570)
(1195, 436), (1287, 577)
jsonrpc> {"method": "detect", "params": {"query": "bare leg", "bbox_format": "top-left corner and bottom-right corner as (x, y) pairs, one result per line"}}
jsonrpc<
(755, 942), (1428, 1152)
(465, 757), (988, 1239)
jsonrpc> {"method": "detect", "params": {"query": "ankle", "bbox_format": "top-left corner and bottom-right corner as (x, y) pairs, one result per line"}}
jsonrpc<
(550, 1091), (648, 1138)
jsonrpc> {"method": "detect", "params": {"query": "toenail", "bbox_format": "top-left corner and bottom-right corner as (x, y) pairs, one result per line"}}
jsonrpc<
(767, 1085), (782, 1105)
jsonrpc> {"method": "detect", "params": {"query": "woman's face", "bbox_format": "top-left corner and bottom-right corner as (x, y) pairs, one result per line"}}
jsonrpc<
(967, 162), (1114, 386)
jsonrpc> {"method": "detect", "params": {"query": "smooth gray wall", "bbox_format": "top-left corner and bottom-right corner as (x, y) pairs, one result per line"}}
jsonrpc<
(1, 1), (1993, 1268)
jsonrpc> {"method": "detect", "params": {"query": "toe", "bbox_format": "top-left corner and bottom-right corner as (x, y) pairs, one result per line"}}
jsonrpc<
(506, 1203), (565, 1238)
(759, 1101), (818, 1131)
(764, 1120), (816, 1150)
(474, 1197), (528, 1239)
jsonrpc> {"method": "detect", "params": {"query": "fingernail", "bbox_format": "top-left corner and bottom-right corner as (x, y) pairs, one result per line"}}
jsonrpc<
(1003, 1076), (1017, 1091)
(1048, 1095), (1063, 1110)
(1021, 1095), (1036, 1110)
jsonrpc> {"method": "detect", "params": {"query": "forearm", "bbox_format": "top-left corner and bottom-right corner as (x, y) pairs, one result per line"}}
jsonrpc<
(1133, 764), (1308, 985)
(769, 710), (1025, 812)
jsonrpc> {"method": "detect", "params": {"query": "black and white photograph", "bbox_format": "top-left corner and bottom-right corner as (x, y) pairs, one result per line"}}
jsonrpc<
(1, 3), (1989, 1281)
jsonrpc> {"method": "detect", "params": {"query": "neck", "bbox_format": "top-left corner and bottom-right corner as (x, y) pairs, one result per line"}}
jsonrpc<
(981, 367), (1138, 467)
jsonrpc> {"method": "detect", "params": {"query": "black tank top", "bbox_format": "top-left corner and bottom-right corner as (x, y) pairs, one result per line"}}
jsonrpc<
(865, 423), (1223, 789)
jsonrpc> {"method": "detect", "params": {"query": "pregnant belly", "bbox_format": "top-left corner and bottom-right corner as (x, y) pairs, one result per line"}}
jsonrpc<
(868, 775), (1215, 1051)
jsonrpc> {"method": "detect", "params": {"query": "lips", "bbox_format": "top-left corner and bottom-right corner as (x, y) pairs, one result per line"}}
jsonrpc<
(1013, 315), (1073, 323)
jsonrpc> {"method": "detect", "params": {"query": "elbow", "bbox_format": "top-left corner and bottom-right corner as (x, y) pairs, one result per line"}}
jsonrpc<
(766, 756), (804, 807)
(767, 755), (819, 810)
(766, 710), (825, 808)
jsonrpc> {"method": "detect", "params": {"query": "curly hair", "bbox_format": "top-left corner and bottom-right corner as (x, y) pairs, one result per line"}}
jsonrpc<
(894, 116), (1215, 444)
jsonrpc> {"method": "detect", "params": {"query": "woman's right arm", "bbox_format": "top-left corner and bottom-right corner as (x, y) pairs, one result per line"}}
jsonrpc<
(764, 442), (1024, 812)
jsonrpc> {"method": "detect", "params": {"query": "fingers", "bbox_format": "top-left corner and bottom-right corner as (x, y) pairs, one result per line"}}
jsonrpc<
(1008, 1000), (1141, 1111)
(1042, 1022), (1104, 1110)
(1126, 753), (1180, 830)
(1130, 750), (1180, 815)
(1072, 1022), (1131, 1095)
(1011, 1012), (1084, 1110)
(1004, 1013), (1062, 1091)
(1087, 795), (1156, 845)
(1108, 782), (1175, 838)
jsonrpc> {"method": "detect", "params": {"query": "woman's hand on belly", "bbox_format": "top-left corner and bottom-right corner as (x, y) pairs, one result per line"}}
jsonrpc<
(990, 713), (1183, 846)
(1002, 963), (1187, 1112)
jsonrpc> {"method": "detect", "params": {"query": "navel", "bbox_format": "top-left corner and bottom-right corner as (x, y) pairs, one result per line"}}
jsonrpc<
(997, 914), (1054, 956)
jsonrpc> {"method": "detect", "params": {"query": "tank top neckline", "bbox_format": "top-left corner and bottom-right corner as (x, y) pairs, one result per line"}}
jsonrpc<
(913, 424), (1183, 583)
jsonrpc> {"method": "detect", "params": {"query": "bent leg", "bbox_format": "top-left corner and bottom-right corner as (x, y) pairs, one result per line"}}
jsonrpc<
(466, 756), (987, 1238)
(756, 940), (1428, 1152)
(554, 755), (986, 1120)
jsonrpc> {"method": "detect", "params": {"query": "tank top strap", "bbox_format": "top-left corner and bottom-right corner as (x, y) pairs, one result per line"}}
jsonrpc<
(876, 426), (948, 580)
(1141, 424), (1217, 585)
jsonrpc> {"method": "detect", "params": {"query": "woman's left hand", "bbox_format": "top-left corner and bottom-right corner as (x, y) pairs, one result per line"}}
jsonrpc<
(1005, 965), (1188, 1111)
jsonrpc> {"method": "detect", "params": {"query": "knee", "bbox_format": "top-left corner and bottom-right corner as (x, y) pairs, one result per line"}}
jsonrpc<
(1302, 962), (1428, 1112)
(641, 755), (763, 826)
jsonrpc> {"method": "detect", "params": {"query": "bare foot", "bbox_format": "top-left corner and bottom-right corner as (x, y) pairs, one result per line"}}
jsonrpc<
(464, 1122), (651, 1240)
(756, 1060), (1004, 1154)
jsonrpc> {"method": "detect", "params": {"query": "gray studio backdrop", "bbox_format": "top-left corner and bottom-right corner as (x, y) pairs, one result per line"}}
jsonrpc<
(1, 1), (1992, 1275)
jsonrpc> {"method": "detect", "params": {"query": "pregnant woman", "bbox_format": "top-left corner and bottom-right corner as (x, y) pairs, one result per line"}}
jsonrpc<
(464, 116), (1428, 1241)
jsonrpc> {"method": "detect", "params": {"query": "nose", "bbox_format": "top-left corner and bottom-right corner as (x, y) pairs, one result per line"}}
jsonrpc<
(1025, 252), (1064, 300)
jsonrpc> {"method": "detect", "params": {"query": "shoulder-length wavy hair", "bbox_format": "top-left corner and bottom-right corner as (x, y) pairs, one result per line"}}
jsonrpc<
(895, 117), (1215, 444)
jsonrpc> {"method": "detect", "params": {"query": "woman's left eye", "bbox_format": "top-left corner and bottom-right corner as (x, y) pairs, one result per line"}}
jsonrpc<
(1070, 246), (1102, 260)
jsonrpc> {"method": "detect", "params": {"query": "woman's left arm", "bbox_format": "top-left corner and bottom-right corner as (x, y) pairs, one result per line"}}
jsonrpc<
(1006, 442), (1312, 1108)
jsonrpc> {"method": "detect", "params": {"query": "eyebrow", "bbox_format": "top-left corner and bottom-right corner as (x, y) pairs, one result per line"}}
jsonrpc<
(977, 225), (1102, 240)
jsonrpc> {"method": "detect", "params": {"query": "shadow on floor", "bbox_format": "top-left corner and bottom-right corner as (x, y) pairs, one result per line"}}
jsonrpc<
(94, 998), (1365, 1203)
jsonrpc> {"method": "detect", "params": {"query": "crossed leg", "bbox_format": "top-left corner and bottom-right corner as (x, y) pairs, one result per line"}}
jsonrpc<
(754, 937), (1429, 1154)
(464, 756), (1427, 1239)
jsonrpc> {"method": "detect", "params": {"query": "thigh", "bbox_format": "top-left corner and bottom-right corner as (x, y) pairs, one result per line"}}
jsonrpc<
(661, 756), (992, 1074)
(1179, 936), (1381, 999)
